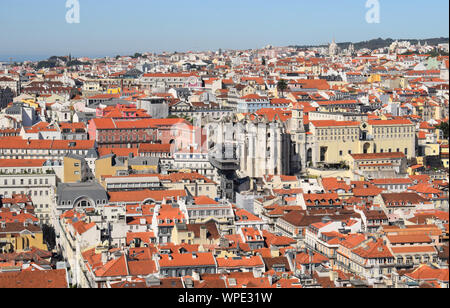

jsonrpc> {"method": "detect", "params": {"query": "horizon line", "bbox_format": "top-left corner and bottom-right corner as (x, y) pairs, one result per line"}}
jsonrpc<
(1, 35), (449, 63)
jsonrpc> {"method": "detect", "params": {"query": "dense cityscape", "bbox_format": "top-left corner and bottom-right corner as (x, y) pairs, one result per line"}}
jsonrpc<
(0, 32), (449, 289)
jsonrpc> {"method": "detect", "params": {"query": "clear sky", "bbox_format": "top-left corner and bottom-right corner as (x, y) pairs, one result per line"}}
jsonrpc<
(0, 0), (448, 61)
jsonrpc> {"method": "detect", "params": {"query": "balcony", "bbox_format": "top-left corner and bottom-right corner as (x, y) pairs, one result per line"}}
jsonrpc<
(359, 134), (374, 141)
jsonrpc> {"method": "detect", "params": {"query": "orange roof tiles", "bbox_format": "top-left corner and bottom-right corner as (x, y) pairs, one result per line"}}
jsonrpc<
(0, 137), (95, 150)
(387, 234), (432, 244)
(405, 265), (449, 282)
(0, 159), (47, 168)
(158, 252), (215, 268)
(390, 246), (437, 254)
(216, 255), (264, 269)
(351, 152), (406, 160)
(0, 269), (68, 288)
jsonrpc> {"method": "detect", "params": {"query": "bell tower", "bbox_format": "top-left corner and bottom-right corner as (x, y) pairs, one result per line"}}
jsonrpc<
(291, 103), (305, 133)
(290, 103), (307, 174)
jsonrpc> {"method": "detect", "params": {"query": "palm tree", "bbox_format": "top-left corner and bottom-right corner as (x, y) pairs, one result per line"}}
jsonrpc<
(277, 79), (288, 98)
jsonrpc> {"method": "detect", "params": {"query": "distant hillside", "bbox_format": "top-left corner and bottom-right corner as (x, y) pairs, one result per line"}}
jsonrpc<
(35, 55), (91, 69)
(291, 37), (449, 50)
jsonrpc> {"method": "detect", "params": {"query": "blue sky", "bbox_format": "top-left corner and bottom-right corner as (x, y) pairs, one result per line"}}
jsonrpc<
(0, 0), (448, 61)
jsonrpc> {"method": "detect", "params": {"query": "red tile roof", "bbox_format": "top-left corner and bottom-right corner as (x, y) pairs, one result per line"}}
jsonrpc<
(0, 269), (68, 288)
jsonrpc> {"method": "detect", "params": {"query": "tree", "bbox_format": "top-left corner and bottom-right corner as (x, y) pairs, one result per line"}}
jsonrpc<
(70, 88), (82, 99)
(42, 224), (56, 251)
(436, 121), (449, 139)
(277, 79), (288, 98)
(36, 60), (57, 70)
(67, 59), (90, 67)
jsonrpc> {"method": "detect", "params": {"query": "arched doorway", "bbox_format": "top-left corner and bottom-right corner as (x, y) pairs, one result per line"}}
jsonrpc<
(363, 143), (371, 154)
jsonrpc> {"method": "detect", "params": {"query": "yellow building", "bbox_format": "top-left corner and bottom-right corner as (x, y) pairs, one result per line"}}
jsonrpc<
(107, 86), (121, 94)
(367, 74), (382, 83)
(424, 143), (440, 157)
(22, 99), (39, 108)
(63, 154), (88, 183)
(129, 157), (159, 174)
(95, 155), (129, 181)
(441, 144), (449, 169)
(0, 222), (48, 253)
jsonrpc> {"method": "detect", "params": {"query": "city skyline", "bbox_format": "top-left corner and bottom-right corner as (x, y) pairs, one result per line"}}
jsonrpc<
(0, 0), (448, 292)
(0, 0), (449, 61)
(1, 35), (450, 63)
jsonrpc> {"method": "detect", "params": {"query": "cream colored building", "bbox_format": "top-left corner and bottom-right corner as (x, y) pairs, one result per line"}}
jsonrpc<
(348, 152), (408, 180)
(0, 159), (58, 225)
(101, 172), (218, 199)
(307, 118), (416, 166)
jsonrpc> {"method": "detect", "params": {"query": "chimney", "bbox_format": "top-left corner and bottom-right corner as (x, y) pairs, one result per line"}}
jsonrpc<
(184, 278), (194, 288)
(200, 225), (207, 240)
(152, 253), (161, 261)
(330, 271), (338, 281)
(192, 271), (200, 281)
(101, 251), (108, 265)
